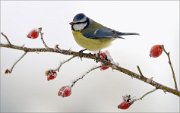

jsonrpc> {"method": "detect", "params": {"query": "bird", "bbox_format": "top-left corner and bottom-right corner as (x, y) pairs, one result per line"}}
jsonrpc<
(70, 13), (139, 51)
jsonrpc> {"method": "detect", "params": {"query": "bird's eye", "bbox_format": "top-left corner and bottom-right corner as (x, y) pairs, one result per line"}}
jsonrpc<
(74, 13), (85, 21)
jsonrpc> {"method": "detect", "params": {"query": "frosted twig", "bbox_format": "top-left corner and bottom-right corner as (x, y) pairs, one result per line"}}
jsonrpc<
(71, 66), (101, 88)
(5, 52), (27, 74)
(39, 27), (49, 48)
(134, 88), (157, 102)
(54, 56), (76, 72)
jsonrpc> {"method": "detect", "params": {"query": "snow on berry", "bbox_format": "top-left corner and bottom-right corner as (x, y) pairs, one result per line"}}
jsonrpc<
(58, 86), (72, 97)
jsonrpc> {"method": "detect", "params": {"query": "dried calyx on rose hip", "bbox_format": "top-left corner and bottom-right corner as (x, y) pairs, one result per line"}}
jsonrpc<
(45, 69), (57, 81)
(4, 69), (12, 74)
(58, 86), (72, 97)
(150, 44), (163, 58)
(27, 27), (42, 39)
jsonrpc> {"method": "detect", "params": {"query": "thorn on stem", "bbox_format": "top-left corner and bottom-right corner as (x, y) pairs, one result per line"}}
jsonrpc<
(137, 65), (144, 77)
(54, 44), (61, 50)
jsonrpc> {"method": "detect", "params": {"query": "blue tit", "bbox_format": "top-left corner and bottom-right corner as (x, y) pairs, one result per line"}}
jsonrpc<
(70, 13), (139, 51)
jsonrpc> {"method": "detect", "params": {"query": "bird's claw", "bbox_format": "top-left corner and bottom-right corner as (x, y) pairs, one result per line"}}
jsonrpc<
(78, 49), (87, 60)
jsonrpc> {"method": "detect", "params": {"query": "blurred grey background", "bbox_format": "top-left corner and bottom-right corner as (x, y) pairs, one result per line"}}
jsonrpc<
(1, 1), (179, 112)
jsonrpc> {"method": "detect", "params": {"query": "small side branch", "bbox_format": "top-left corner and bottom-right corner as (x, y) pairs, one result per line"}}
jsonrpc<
(5, 52), (27, 74)
(71, 66), (101, 88)
(137, 65), (144, 77)
(161, 45), (178, 90)
(39, 28), (49, 48)
(134, 88), (157, 101)
(1, 32), (12, 45)
(54, 56), (76, 72)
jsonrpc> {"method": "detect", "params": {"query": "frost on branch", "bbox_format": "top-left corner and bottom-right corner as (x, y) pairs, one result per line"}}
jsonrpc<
(0, 28), (179, 110)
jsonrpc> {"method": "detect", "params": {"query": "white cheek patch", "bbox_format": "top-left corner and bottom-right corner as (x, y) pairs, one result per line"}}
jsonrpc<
(73, 23), (87, 31)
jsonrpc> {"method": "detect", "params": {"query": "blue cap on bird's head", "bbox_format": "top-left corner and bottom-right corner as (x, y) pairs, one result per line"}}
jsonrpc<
(72, 13), (87, 23)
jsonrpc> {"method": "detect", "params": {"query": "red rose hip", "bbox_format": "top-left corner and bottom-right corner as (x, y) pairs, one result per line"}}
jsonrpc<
(100, 65), (109, 70)
(27, 27), (41, 39)
(150, 45), (163, 58)
(58, 86), (71, 97)
(118, 101), (131, 109)
(98, 51), (107, 60)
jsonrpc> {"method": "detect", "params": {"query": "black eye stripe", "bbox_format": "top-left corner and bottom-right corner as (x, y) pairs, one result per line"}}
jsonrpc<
(74, 20), (87, 24)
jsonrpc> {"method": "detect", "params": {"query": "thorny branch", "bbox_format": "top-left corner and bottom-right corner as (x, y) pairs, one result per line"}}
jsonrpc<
(0, 33), (179, 97)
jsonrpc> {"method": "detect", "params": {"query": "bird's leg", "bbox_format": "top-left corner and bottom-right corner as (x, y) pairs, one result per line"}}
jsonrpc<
(78, 49), (87, 60)
(79, 49), (87, 54)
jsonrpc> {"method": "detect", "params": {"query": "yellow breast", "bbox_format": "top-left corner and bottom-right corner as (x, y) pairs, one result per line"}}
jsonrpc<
(72, 31), (113, 51)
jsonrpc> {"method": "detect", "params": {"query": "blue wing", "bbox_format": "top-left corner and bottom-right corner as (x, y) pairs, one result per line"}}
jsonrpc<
(82, 27), (139, 39)
(82, 28), (124, 39)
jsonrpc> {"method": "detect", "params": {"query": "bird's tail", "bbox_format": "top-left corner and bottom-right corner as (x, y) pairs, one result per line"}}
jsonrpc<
(115, 31), (139, 39)
(117, 32), (139, 36)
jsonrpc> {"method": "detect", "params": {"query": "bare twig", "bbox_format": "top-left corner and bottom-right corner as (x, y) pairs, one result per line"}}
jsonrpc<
(134, 88), (157, 102)
(161, 45), (178, 90)
(39, 27), (49, 48)
(0, 37), (179, 96)
(137, 65), (144, 77)
(71, 66), (101, 88)
(54, 56), (76, 72)
(1, 32), (12, 45)
(5, 52), (27, 74)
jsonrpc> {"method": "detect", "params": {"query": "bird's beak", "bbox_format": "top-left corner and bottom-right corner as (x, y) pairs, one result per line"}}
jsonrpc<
(69, 22), (73, 25)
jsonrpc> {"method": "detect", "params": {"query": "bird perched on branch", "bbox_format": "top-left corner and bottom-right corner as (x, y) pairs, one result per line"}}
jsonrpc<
(70, 13), (139, 51)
